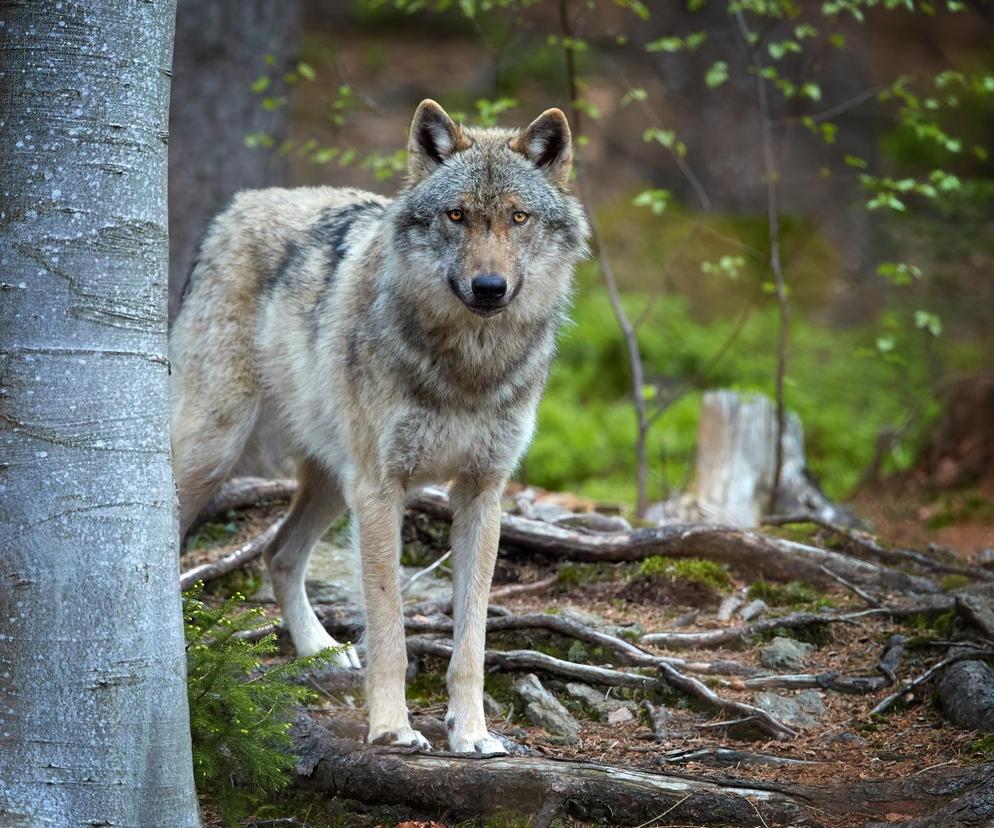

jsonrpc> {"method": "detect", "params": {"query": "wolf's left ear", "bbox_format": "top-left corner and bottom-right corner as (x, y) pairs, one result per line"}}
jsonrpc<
(408, 99), (468, 183)
(511, 108), (573, 189)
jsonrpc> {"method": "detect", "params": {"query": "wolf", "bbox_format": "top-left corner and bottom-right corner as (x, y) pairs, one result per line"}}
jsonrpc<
(170, 100), (589, 754)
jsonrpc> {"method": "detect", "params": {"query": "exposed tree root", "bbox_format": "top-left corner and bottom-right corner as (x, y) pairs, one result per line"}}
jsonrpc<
(409, 486), (940, 594)
(291, 712), (994, 828)
(291, 713), (817, 827)
(179, 519), (281, 590)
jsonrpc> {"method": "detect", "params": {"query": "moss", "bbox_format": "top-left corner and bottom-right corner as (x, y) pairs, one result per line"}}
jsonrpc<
(405, 659), (448, 707)
(637, 556), (731, 592)
(970, 735), (994, 761)
(482, 671), (518, 708)
(185, 519), (238, 551)
(747, 579), (832, 609)
(908, 608), (957, 638)
(556, 561), (620, 587)
(941, 574), (972, 591)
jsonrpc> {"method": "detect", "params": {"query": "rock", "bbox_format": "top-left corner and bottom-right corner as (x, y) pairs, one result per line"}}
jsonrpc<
(514, 674), (580, 742)
(824, 731), (866, 747)
(566, 682), (637, 723)
(739, 599), (768, 621)
(559, 606), (608, 628)
(717, 593), (745, 623)
(938, 660), (994, 733)
(674, 610), (700, 627)
(956, 594), (994, 639)
(554, 512), (632, 533)
(253, 536), (450, 607)
(977, 548), (994, 569)
(482, 692), (504, 719)
(607, 707), (634, 724)
(532, 502), (573, 523)
(754, 690), (825, 729)
(761, 636), (815, 670)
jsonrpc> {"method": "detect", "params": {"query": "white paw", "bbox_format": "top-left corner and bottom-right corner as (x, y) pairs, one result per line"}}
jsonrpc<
(448, 728), (509, 756)
(332, 642), (362, 669)
(368, 725), (432, 751)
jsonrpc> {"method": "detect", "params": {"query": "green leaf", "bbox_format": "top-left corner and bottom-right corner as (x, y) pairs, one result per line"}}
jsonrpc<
(632, 189), (672, 215)
(297, 62), (315, 82)
(249, 76), (270, 94)
(914, 310), (942, 337)
(705, 61), (729, 88)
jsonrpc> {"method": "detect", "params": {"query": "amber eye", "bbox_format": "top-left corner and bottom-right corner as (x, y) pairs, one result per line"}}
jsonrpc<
(512, 210), (529, 225)
(447, 209), (464, 223)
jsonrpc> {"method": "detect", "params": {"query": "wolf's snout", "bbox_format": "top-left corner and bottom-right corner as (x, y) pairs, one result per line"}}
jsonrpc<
(471, 273), (507, 302)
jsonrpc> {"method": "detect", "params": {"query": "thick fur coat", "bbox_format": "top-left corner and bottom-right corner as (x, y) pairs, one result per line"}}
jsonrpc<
(170, 101), (589, 753)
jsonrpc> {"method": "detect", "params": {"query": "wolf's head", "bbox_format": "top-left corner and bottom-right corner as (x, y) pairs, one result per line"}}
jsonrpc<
(390, 100), (589, 324)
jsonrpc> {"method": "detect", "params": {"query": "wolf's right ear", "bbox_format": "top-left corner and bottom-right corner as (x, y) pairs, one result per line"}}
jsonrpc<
(511, 108), (573, 189)
(408, 99), (468, 183)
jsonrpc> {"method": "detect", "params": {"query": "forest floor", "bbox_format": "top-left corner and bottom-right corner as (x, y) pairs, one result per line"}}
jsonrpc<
(189, 483), (994, 828)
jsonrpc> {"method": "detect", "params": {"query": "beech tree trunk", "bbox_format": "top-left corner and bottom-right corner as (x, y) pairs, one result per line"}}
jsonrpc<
(661, 391), (844, 527)
(0, 2), (200, 824)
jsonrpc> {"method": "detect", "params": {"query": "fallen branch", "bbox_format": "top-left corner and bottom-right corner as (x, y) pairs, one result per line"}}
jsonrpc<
(656, 661), (797, 740)
(196, 476), (297, 526)
(406, 611), (761, 676)
(659, 746), (820, 767)
(763, 512), (994, 583)
(641, 609), (866, 650)
(180, 519), (281, 590)
(871, 648), (994, 716)
(410, 486), (939, 594)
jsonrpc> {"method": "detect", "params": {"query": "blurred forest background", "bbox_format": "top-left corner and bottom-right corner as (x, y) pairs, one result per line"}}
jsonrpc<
(168, 0), (994, 549)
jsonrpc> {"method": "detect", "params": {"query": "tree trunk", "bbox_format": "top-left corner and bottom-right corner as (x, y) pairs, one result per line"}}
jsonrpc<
(168, 0), (302, 321)
(659, 391), (845, 527)
(0, 3), (200, 824)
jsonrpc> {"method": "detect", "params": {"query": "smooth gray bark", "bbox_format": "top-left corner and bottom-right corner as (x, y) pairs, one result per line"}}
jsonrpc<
(0, 2), (200, 825)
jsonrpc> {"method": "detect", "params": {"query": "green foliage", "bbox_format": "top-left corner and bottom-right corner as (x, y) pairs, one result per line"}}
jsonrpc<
(969, 735), (994, 761)
(184, 588), (338, 825)
(638, 556), (731, 592)
(746, 579), (833, 609)
(940, 574), (971, 592)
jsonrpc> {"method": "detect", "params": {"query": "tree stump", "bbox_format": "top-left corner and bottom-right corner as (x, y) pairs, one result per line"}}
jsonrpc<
(657, 391), (846, 528)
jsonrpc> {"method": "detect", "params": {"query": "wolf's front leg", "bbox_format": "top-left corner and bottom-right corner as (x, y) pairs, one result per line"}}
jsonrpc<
(445, 478), (508, 755)
(355, 478), (430, 750)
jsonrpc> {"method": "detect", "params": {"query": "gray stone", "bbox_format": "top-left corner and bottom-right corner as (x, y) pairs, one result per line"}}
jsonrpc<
(977, 548), (994, 569)
(938, 660), (994, 733)
(956, 594), (994, 640)
(761, 636), (815, 670)
(482, 692), (505, 719)
(253, 536), (450, 607)
(514, 674), (580, 742)
(739, 599), (769, 621)
(532, 502), (573, 523)
(607, 707), (634, 724)
(566, 682), (637, 722)
(754, 690), (825, 729)
(555, 512), (632, 533)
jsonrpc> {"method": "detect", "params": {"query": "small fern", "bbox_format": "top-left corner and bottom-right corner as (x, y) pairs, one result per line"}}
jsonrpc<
(184, 586), (338, 825)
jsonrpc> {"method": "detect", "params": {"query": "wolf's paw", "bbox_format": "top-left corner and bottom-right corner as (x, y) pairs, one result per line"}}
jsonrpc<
(368, 725), (432, 751)
(448, 731), (508, 756)
(332, 643), (362, 669)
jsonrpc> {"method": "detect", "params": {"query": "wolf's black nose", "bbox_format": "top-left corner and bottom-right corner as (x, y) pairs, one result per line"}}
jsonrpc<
(471, 273), (507, 301)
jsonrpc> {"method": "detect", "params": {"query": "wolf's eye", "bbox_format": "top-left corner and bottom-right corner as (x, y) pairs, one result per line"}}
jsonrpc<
(447, 209), (464, 223)
(512, 211), (529, 225)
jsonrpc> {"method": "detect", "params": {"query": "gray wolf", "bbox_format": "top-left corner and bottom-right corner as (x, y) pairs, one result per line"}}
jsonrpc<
(170, 100), (588, 753)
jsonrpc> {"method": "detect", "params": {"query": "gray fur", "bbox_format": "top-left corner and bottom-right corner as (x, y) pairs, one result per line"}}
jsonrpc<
(170, 100), (589, 754)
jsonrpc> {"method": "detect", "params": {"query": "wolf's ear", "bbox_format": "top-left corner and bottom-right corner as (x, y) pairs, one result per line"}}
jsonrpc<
(511, 108), (573, 189)
(408, 99), (468, 182)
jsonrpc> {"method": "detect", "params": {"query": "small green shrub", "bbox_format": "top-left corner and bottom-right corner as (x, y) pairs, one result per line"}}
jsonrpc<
(184, 587), (337, 825)
(940, 574), (972, 592)
(638, 556), (731, 592)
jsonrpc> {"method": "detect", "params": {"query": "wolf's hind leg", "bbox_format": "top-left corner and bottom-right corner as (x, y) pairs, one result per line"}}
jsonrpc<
(266, 458), (361, 668)
(445, 476), (508, 756)
(173, 393), (261, 537)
